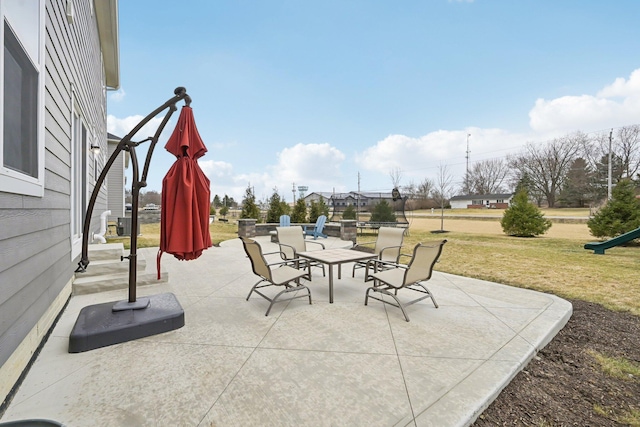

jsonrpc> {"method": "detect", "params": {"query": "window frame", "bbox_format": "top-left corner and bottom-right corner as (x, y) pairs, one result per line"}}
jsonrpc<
(0, 0), (46, 197)
(70, 93), (87, 260)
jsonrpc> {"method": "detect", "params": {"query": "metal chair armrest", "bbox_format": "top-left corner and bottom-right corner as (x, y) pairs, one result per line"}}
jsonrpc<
(364, 259), (407, 282)
(353, 241), (376, 249)
(263, 250), (286, 258)
(266, 258), (307, 269)
(277, 242), (298, 260)
(379, 245), (403, 258)
(305, 240), (325, 250)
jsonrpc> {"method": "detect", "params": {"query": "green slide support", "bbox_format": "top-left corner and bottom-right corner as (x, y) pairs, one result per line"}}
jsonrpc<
(584, 227), (640, 254)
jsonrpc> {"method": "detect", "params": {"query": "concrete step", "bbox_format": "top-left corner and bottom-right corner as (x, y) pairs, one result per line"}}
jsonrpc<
(72, 270), (168, 295)
(73, 248), (168, 295)
(78, 257), (146, 277)
(87, 243), (124, 261)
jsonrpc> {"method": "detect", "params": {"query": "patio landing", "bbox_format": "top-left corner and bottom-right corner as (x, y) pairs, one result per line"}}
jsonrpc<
(0, 236), (571, 427)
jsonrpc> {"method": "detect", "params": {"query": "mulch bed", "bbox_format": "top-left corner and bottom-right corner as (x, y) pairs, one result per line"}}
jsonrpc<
(473, 299), (640, 426)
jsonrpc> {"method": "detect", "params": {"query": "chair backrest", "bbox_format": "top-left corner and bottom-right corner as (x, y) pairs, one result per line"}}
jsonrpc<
(276, 226), (306, 260)
(404, 240), (447, 285)
(375, 227), (405, 262)
(279, 215), (291, 227)
(240, 237), (271, 280)
(314, 215), (327, 232)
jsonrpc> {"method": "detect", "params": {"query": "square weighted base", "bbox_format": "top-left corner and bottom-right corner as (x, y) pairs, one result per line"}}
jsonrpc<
(68, 292), (184, 353)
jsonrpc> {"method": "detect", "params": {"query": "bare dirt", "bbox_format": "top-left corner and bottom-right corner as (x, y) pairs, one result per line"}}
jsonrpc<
(473, 299), (640, 426)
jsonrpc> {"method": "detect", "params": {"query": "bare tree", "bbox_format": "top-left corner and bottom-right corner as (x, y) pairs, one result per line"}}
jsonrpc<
(467, 158), (510, 194)
(389, 167), (402, 189)
(615, 125), (640, 179)
(417, 178), (434, 200)
(402, 180), (416, 199)
(433, 164), (454, 232)
(508, 133), (583, 207)
(584, 125), (640, 182)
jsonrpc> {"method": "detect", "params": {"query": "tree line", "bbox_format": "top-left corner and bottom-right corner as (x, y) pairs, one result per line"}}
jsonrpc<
(401, 125), (640, 208)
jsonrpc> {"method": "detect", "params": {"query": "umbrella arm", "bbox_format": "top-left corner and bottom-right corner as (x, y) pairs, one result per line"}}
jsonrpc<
(76, 87), (192, 304)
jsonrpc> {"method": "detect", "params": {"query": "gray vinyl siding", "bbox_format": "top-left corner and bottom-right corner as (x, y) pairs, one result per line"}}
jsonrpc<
(107, 140), (125, 223)
(0, 0), (109, 372)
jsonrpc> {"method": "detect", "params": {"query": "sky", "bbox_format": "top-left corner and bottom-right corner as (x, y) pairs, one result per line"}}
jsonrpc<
(106, 0), (640, 203)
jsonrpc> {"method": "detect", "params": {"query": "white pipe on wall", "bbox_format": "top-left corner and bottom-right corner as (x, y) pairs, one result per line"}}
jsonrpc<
(93, 210), (111, 244)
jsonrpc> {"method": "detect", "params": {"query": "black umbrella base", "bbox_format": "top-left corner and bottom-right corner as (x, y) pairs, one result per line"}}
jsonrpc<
(68, 292), (184, 353)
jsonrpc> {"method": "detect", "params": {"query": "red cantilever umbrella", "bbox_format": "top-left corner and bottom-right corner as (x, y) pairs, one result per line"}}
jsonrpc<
(157, 106), (212, 278)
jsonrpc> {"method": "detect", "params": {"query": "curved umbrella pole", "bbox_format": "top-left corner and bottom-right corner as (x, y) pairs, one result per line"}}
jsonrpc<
(76, 86), (192, 304)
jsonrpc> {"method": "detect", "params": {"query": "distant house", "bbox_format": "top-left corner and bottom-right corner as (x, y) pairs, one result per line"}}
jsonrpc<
(303, 191), (334, 207)
(449, 193), (513, 209)
(107, 132), (128, 224)
(304, 191), (397, 211)
(0, 0), (119, 405)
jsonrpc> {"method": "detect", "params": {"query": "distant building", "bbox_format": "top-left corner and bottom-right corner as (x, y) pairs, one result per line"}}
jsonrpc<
(107, 133), (128, 223)
(449, 193), (513, 209)
(303, 191), (397, 210)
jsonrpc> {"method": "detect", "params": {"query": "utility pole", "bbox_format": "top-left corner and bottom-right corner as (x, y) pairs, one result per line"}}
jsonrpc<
(292, 182), (296, 204)
(608, 129), (613, 200)
(356, 172), (360, 222)
(465, 133), (471, 193)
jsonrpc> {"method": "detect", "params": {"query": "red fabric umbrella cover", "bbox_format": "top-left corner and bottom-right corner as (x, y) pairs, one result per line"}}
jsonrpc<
(157, 106), (212, 278)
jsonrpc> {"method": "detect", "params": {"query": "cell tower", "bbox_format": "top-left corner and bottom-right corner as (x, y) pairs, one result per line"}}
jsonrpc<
(298, 186), (308, 200)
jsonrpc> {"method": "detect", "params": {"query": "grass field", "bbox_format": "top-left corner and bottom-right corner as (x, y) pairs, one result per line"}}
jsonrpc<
(106, 211), (639, 315)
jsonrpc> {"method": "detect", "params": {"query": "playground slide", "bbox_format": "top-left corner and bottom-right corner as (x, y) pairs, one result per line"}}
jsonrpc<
(584, 227), (640, 254)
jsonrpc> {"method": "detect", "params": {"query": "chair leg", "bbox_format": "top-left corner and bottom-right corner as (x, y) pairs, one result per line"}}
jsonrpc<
(364, 286), (411, 322)
(263, 284), (313, 316)
(413, 283), (438, 308)
(246, 278), (266, 301)
(265, 288), (289, 316)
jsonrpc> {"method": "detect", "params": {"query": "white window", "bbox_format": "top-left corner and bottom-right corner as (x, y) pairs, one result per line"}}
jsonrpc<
(0, 0), (45, 196)
(71, 102), (87, 260)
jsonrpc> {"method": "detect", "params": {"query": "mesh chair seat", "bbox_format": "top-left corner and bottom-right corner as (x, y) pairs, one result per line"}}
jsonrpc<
(276, 226), (326, 278)
(365, 240), (446, 322)
(240, 236), (312, 316)
(352, 227), (405, 278)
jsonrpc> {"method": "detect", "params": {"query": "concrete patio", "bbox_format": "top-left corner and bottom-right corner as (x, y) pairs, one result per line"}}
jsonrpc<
(0, 236), (572, 427)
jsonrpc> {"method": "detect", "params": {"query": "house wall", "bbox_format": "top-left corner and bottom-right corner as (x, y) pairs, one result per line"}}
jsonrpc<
(0, 0), (108, 405)
(450, 198), (512, 209)
(449, 200), (468, 209)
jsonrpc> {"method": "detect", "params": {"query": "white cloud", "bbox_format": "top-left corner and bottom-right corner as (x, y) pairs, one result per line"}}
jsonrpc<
(355, 128), (525, 185)
(108, 88), (126, 102)
(353, 68), (640, 192)
(270, 143), (345, 184)
(262, 143), (347, 200)
(597, 69), (640, 98)
(205, 143), (347, 203)
(107, 114), (169, 141)
(200, 159), (233, 179)
(529, 68), (640, 133)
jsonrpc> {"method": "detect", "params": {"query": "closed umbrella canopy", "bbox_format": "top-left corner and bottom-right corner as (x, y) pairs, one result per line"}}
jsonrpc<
(158, 106), (212, 277)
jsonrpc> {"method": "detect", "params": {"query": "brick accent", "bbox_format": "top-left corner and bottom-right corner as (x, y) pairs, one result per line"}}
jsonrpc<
(340, 220), (357, 244)
(237, 219), (256, 238)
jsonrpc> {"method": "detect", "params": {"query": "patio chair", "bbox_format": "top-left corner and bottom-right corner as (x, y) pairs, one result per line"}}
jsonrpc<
(352, 227), (405, 278)
(364, 240), (446, 322)
(240, 237), (312, 316)
(279, 214), (291, 227)
(276, 226), (326, 278)
(303, 215), (328, 239)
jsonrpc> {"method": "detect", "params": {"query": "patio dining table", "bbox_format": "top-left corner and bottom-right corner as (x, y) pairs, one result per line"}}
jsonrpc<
(297, 248), (377, 303)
